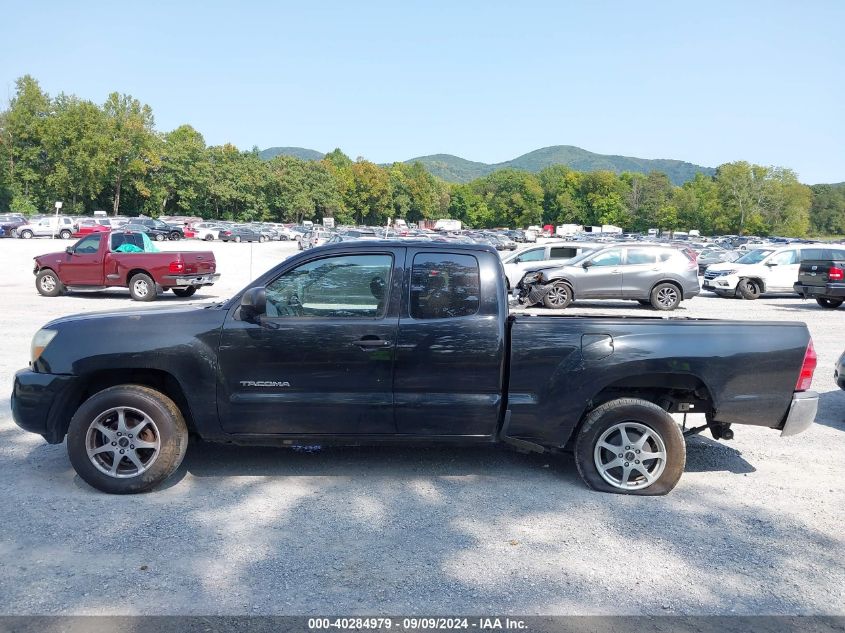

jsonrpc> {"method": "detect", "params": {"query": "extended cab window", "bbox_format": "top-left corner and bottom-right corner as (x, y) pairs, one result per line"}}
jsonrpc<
(265, 254), (392, 319)
(74, 235), (101, 254)
(410, 253), (480, 319)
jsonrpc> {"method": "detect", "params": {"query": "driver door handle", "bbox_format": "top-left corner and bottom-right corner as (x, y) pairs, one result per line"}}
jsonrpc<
(355, 337), (391, 349)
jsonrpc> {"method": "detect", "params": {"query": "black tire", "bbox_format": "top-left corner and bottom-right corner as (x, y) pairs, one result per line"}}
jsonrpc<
(66, 385), (188, 494)
(574, 398), (686, 495)
(155, 233), (165, 241)
(59, 229), (72, 240)
(204, 234), (214, 241)
(542, 281), (573, 309)
(172, 287), (197, 298)
(816, 297), (843, 309)
(737, 278), (761, 300)
(20, 229), (33, 239)
(169, 231), (181, 241)
(35, 269), (64, 297)
(259, 235), (267, 243)
(128, 272), (157, 302)
(234, 235), (241, 243)
(650, 282), (681, 310)
(280, 235), (289, 241)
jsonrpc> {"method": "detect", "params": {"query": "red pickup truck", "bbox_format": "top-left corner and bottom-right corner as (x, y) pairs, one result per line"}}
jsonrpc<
(33, 230), (220, 301)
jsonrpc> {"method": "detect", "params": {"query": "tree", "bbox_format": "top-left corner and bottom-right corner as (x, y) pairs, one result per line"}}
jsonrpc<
(102, 92), (157, 215)
(809, 184), (845, 235)
(578, 171), (629, 227)
(3, 75), (52, 209)
(345, 160), (391, 225)
(153, 124), (211, 216)
(474, 169), (543, 227)
(539, 165), (584, 225)
(715, 161), (769, 234)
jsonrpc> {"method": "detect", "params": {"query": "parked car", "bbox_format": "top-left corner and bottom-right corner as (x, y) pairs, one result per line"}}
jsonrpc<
(32, 231), (219, 301)
(0, 213), (28, 237)
(704, 244), (844, 299)
(836, 350), (845, 390)
(121, 223), (170, 241)
(193, 222), (227, 241)
(793, 247), (845, 309)
(11, 241), (818, 495)
(17, 216), (76, 239)
(697, 248), (740, 275)
(72, 218), (112, 237)
(219, 226), (261, 243)
(517, 244), (700, 311)
(132, 218), (184, 240)
(501, 242), (603, 290)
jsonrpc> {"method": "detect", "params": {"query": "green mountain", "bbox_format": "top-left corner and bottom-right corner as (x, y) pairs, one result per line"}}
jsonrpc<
(259, 146), (325, 161)
(405, 145), (715, 185)
(257, 144), (716, 185)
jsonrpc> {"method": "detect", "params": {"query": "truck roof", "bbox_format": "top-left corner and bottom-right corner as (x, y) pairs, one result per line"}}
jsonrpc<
(309, 240), (501, 256)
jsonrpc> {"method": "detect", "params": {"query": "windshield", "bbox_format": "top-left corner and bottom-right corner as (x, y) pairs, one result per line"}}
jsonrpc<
(735, 249), (775, 264)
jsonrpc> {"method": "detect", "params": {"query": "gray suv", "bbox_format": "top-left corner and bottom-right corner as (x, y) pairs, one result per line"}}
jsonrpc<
(516, 244), (700, 311)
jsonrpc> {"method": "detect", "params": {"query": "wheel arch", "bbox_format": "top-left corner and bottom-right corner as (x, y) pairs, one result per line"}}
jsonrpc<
(648, 278), (683, 299)
(47, 368), (198, 443)
(739, 276), (766, 293)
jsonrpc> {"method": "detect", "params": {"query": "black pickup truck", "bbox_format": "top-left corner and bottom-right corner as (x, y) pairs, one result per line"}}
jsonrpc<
(794, 252), (845, 309)
(11, 242), (818, 495)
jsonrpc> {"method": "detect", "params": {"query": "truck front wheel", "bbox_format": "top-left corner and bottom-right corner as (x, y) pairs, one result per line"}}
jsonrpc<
(66, 385), (188, 494)
(574, 398), (685, 495)
(35, 269), (65, 297)
(129, 273), (157, 301)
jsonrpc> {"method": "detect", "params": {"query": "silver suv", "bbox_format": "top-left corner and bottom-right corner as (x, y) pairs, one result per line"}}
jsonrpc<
(516, 244), (700, 311)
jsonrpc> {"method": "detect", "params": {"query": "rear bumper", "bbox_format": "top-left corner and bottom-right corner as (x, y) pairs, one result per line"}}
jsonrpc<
(11, 369), (79, 443)
(161, 273), (221, 287)
(780, 391), (818, 437)
(794, 282), (845, 299)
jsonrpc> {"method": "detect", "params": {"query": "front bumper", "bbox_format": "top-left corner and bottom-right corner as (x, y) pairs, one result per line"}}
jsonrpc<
(161, 273), (221, 287)
(11, 369), (79, 443)
(780, 391), (818, 437)
(702, 274), (739, 291)
(794, 282), (845, 299)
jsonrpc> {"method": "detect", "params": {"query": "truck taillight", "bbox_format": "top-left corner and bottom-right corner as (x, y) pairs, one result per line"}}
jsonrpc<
(796, 340), (817, 392)
(169, 261), (185, 273)
(829, 266), (844, 281)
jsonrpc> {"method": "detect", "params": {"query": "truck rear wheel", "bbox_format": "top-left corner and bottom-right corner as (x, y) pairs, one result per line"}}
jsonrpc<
(574, 398), (685, 495)
(737, 278), (761, 300)
(816, 297), (843, 309)
(66, 385), (188, 494)
(129, 273), (157, 301)
(542, 282), (573, 309)
(35, 269), (64, 297)
(172, 287), (197, 298)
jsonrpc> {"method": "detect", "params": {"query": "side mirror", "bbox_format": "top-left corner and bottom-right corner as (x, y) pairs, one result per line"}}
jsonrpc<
(582, 260), (593, 269)
(240, 287), (266, 322)
(65, 246), (74, 254)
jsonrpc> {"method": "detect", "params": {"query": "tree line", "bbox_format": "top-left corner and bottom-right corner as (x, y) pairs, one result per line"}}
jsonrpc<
(1, 75), (842, 236)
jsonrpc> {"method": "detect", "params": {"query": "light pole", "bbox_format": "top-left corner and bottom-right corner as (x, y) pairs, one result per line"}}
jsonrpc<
(53, 201), (63, 239)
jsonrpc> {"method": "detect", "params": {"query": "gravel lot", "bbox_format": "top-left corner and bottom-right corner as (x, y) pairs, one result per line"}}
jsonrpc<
(0, 237), (843, 616)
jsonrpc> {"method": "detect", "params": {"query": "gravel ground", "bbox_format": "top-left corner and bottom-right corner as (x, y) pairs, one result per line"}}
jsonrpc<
(0, 237), (843, 616)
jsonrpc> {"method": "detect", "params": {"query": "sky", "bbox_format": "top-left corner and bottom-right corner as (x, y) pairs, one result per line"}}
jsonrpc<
(1, 0), (843, 183)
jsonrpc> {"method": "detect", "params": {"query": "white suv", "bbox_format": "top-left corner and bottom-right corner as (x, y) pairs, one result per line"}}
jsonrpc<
(17, 216), (76, 239)
(501, 241), (602, 289)
(703, 244), (840, 299)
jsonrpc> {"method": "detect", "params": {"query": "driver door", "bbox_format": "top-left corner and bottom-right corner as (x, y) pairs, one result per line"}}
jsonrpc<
(578, 248), (624, 298)
(60, 234), (105, 285)
(216, 248), (404, 435)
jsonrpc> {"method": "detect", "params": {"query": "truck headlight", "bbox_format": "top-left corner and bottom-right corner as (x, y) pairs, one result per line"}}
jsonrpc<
(31, 329), (58, 364)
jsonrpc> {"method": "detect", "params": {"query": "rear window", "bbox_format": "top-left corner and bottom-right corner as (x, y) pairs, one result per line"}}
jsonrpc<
(801, 248), (845, 260)
(550, 247), (578, 259)
(626, 248), (659, 265)
(111, 232), (146, 250)
(410, 253), (480, 320)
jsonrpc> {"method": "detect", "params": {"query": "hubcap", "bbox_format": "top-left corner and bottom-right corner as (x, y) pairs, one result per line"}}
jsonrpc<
(40, 276), (56, 292)
(85, 406), (161, 478)
(133, 279), (149, 297)
(657, 287), (677, 307)
(594, 421), (667, 490)
(548, 286), (567, 305)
